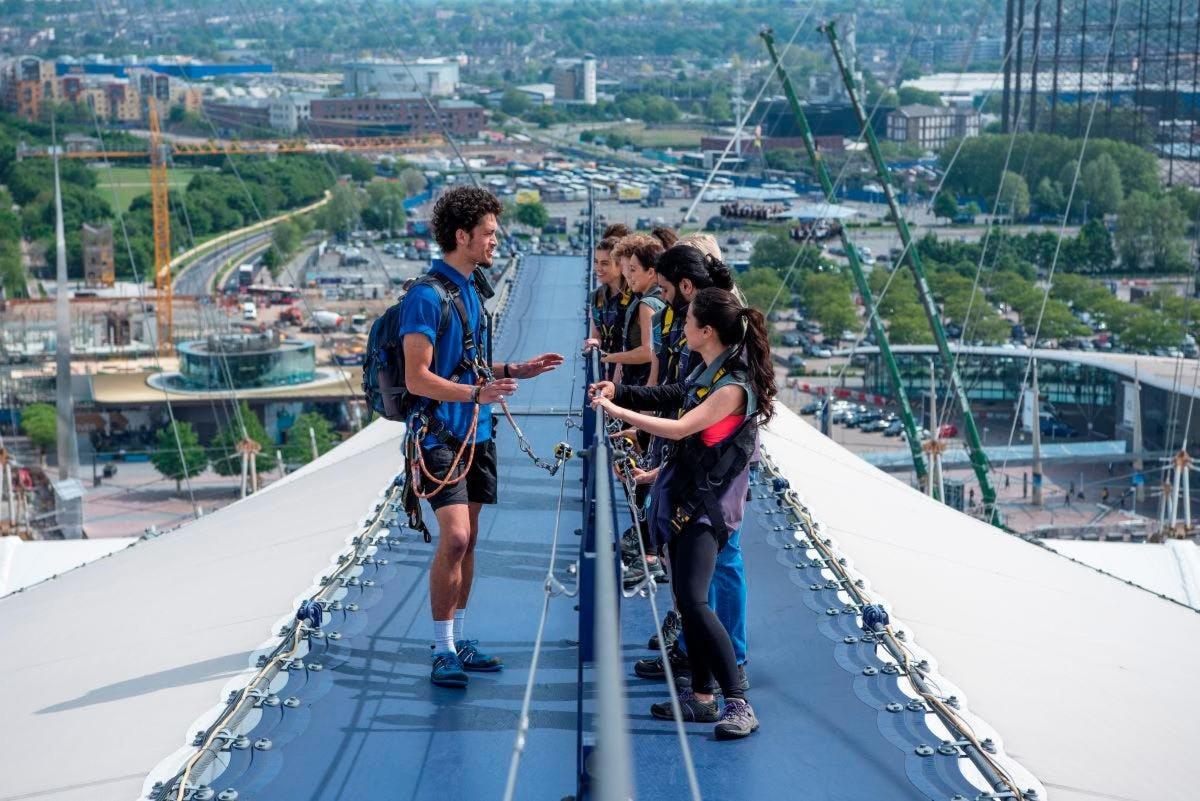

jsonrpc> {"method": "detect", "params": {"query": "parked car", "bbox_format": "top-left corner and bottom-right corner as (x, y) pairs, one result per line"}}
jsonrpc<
(800, 400), (825, 415)
(862, 418), (890, 432)
(883, 420), (904, 437)
(787, 353), (808, 369)
(938, 423), (958, 438)
(808, 345), (834, 358)
(782, 333), (804, 347)
(1040, 418), (1078, 438)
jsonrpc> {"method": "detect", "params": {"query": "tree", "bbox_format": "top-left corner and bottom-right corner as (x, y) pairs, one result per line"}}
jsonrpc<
(1116, 191), (1189, 273)
(1120, 308), (1184, 351)
(282, 412), (337, 466)
(316, 183), (362, 238)
(501, 87), (531, 116)
(803, 271), (857, 335)
(19, 402), (56, 459)
(360, 181), (407, 235)
(740, 267), (787, 313)
(1079, 153), (1123, 218)
(750, 229), (803, 274)
(897, 86), (944, 107)
(705, 91), (732, 122)
(209, 401), (278, 477)
(150, 421), (208, 493)
(887, 306), (935, 344)
(995, 171), (1030, 219)
(515, 200), (550, 230)
(932, 192), (959, 221)
(399, 167), (426, 197)
(1034, 177), (1066, 215)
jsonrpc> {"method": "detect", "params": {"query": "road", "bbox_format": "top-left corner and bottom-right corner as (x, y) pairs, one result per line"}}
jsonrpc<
(174, 231), (272, 296)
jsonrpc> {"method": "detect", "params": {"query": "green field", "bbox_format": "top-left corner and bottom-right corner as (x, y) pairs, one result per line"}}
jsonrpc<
(92, 165), (199, 212)
(609, 123), (710, 149)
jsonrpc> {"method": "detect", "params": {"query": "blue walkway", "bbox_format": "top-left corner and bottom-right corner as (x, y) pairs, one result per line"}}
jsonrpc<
(211, 254), (979, 800)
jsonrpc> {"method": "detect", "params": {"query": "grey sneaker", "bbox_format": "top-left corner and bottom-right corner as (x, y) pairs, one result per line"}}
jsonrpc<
(620, 526), (641, 560)
(650, 688), (719, 722)
(648, 610), (681, 651)
(701, 663), (751, 695)
(714, 697), (759, 739)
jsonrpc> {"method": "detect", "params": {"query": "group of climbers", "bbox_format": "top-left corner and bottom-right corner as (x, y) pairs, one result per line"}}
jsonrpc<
(586, 223), (777, 740)
(372, 187), (776, 740)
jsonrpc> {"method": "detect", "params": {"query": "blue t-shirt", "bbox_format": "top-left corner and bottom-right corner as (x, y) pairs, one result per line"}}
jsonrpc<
(397, 260), (493, 449)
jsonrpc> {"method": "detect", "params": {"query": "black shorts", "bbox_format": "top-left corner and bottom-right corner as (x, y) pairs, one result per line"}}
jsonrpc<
(423, 439), (499, 511)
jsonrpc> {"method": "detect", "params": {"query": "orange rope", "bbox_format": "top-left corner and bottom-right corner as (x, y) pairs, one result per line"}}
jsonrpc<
(412, 402), (481, 499)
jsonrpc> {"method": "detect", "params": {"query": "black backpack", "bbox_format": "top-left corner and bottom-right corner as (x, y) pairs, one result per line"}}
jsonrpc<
(362, 269), (492, 422)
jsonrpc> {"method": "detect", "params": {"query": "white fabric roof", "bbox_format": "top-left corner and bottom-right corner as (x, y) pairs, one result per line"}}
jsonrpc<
(0, 419), (406, 801)
(762, 406), (1200, 801)
(0, 535), (137, 598)
(1042, 538), (1200, 608)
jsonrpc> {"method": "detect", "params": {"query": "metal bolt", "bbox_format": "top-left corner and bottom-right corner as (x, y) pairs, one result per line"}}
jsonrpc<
(915, 744), (934, 757)
(283, 696), (301, 708)
(907, 699), (925, 712)
(346, 603), (359, 612)
(194, 789), (215, 801)
(842, 636), (858, 644)
(307, 663), (323, 671)
(327, 631), (342, 641)
(886, 702), (904, 713)
(262, 694), (281, 707)
(232, 735), (251, 750)
(217, 790), (239, 801)
(826, 608), (840, 616)
(938, 743), (959, 756)
(862, 666), (878, 676)
(810, 583), (823, 591)
(254, 738), (272, 751)
(882, 663), (901, 674)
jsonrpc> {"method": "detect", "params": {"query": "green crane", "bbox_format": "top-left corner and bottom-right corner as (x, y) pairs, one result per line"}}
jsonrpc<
(821, 20), (1000, 525)
(760, 27), (929, 488)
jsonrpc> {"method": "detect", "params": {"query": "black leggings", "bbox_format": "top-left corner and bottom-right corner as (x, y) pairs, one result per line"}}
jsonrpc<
(667, 524), (743, 700)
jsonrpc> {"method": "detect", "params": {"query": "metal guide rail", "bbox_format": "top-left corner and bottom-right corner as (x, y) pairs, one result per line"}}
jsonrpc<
(755, 450), (1041, 801)
(151, 482), (406, 801)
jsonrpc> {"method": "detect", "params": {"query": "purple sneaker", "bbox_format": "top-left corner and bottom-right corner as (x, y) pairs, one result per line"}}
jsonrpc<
(714, 697), (759, 739)
(650, 687), (719, 722)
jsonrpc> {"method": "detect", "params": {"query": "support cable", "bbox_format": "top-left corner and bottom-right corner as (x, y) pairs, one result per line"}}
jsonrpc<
(501, 344), (581, 801)
(678, 3), (817, 233)
(609, 424), (700, 801)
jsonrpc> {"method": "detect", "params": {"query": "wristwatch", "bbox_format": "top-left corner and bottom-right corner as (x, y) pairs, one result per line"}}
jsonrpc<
(471, 385), (482, 404)
(504, 362), (513, 378)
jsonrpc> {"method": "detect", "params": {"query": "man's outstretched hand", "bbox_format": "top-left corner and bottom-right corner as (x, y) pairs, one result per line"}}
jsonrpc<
(510, 353), (564, 379)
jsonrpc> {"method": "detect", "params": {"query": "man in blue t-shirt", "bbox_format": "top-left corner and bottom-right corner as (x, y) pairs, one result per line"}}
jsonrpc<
(400, 186), (562, 688)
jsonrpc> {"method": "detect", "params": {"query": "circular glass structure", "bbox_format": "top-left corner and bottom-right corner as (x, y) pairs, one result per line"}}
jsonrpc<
(176, 332), (316, 390)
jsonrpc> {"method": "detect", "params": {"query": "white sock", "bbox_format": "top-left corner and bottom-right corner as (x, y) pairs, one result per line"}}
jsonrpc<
(434, 619), (455, 655)
(453, 608), (466, 643)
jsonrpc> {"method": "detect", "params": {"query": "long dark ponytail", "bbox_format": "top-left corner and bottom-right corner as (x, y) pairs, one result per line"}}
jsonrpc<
(657, 244), (734, 304)
(689, 287), (777, 424)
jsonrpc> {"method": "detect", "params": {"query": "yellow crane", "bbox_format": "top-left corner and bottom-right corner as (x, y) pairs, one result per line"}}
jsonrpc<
(20, 104), (442, 352)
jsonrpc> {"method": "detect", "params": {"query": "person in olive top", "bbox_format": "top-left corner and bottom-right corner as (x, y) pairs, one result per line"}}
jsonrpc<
(583, 236), (630, 380)
(400, 186), (563, 688)
(603, 235), (665, 387)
